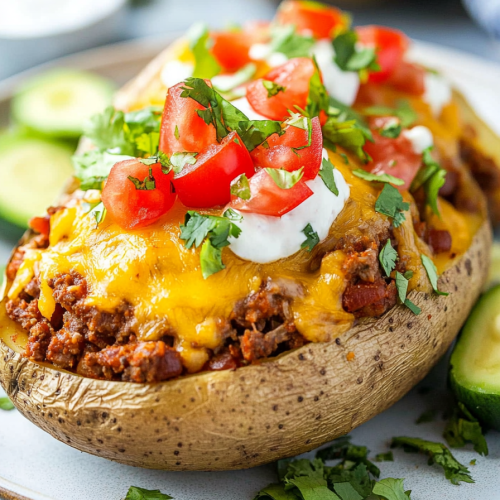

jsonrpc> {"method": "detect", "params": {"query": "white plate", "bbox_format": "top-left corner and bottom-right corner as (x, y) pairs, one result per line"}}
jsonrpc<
(1, 38), (500, 500)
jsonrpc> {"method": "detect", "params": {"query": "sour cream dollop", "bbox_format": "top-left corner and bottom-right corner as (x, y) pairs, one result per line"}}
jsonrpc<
(423, 72), (452, 116)
(312, 40), (360, 106)
(402, 125), (434, 154)
(229, 153), (350, 264)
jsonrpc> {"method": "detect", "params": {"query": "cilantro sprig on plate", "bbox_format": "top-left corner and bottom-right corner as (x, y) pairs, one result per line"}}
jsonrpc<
(124, 486), (173, 500)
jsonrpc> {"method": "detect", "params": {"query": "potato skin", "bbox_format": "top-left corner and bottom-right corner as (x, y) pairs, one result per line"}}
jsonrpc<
(0, 220), (491, 471)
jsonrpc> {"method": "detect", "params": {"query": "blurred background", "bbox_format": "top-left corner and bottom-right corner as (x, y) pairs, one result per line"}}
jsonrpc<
(0, 0), (499, 266)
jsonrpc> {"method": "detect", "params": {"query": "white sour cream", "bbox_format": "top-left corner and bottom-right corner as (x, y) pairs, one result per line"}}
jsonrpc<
(160, 60), (194, 89)
(231, 97), (269, 121)
(402, 126), (434, 154)
(229, 164), (350, 264)
(249, 43), (289, 68)
(311, 40), (360, 107)
(423, 72), (452, 116)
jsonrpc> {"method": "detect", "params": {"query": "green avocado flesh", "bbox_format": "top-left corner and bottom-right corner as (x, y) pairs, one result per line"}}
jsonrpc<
(11, 69), (115, 138)
(0, 133), (74, 227)
(450, 285), (500, 430)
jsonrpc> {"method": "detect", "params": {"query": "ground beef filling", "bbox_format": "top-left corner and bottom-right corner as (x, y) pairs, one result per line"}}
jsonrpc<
(6, 225), (400, 381)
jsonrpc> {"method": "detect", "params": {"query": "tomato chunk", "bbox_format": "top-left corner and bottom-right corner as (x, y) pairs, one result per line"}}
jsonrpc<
(229, 169), (313, 217)
(276, 0), (346, 39)
(102, 159), (176, 230)
(211, 31), (253, 73)
(384, 61), (426, 96)
(246, 58), (316, 121)
(159, 81), (216, 156)
(29, 215), (50, 236)
(173, 131), (255, 208)
(362, 117), (422, 191)
(251, 116), (322, 180)
(356, 26), (409, 84)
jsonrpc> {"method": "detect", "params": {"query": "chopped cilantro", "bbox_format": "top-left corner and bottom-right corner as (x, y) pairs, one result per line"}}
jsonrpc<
(340, 153), (349, 165)
(421, 254), (448, 296)
(263, 80), (286, 98)
(265, 167), (304, 189)
(187, 22), (221, 79)
(372, 478), (411, 500)
(443, 402), (488, 456)
(174, 125), (180, 140)
(304, 57), (329, 120)
(301, 223), (320, 252)
(230, 174), (251, 200)
(180, 77), (283, 151)
(416, 409), (438, 424)
(395, 271), (421, 315)
(269, 24), (315, 58)
(375, 451), (394, 462)
(391, 437), (474, 485)
(333, 31), (379, 77)
(319, 158), (339, 195)
(404, 299), (421, 315)
(411, 146), (447, 217)
(124, 486), (173, 500)
(470, 459), (477, 466)
(169, 152), (197, 174)
(89, 202), (107, 228)
(379, 120), (402, 139)
(352, 169), (404, 186)
(128, 167), (156, 190)
(363, 101), (417, 129)
(379, 239), (398, 277)
(0, 396), (15, 411)
(322, 98), (372, 161)
(179, 211), (241, 279)
(374, 184), (410, 228)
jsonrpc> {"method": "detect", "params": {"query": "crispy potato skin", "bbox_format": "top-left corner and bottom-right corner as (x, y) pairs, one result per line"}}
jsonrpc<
(0, 221), (491, 471)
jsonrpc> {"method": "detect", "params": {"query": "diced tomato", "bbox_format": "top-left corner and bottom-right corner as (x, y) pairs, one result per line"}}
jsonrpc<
(246, 58), (316, 121)
(29, 215), (50, 236)
(385, 61), (426, 95)
(102, 159), (176, 230)
(362, 117), (422, 191)
(356, 26), (409, 84)
(251, 116), (322, 180)
(211, 31), (253, 73)
(159, 81), (216, 156)
(276, 0), (346, 39)
(173, 131), (255, 208)
(229, 169), (313, 217)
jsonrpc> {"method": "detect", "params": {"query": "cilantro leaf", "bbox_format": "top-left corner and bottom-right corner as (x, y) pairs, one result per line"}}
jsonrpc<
(179, 211), (241, 278)
(379, 121), (402, 139)
(187, 22), (221, 79)
(416, 409), (438, 424)
(333, 31), (378, 75)
(363, 101), (417, 129)
(443, 402), (488, 456)
(0, 396), (15, 411)
(269, 24), (315, 58)
(333, 481), (362, 500)
(89, 202), (107, 228)
(421, 254), (448, 296)
(124, 486), (173, 500)
(352, 169), (404, 186)
(391, 437), (474, 485)
(319, 158), (339, 195)
(254, 483), (300, 500)
(231, 174), (251, 200)
(329, 97), (373, 142)
(404, 299), (421, 315)
(379, 239), (398, 277)
(301, 223), (320, 252)
(263, 80), (286, 98)
(136, 132), (160, 156)
(128, 167), (156, 190)
(180, 77), (283, 151)
(375, 184), (409, 228)
(375, 452), (394, 462)
(289, 476), (341, 500)
(170, 152), (198, 174)
(304, 57), (330, 120)
(372, 478), (410, 500)
(265, 167), (304, 189)
(426, 168), (446, 217)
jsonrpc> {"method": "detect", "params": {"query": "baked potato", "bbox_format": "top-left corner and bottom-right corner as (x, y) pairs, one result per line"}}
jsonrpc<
(0, 0), (496, 471)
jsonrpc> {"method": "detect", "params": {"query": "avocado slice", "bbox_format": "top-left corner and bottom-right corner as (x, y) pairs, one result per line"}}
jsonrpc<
(450, 285), (500, 430)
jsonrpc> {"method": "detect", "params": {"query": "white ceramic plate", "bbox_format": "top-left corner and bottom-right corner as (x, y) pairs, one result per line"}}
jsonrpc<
(1, 37), (500, 500)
